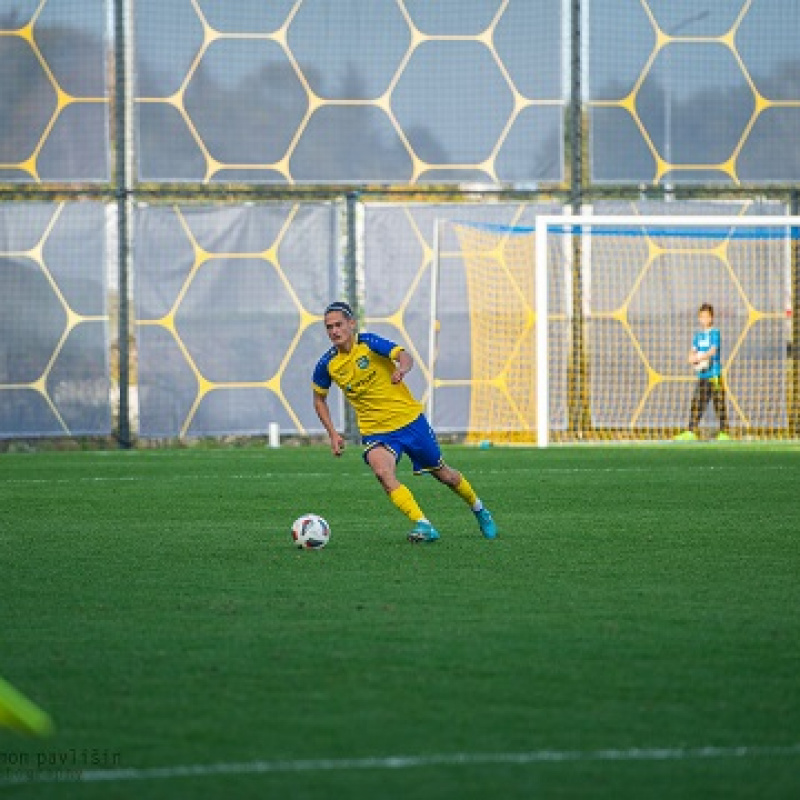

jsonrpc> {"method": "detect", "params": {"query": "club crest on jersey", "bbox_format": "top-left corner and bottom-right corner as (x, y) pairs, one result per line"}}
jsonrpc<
(356, 355), (370, 369)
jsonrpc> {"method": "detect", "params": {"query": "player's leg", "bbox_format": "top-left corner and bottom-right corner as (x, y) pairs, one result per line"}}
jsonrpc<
(692, 379), (711, 429)
(407, 415), (497, 539)
(364, 444), (439, 542)
(711, 377), (730, 439)
(676, 379), (706, 440)
(698, 379), (715, 432)
(682, 379), (710, 438)
(429, 463), (497, 539)
(430, 463), (475, 506)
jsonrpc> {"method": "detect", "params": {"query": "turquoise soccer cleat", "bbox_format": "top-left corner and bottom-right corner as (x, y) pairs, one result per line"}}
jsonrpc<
(475, 507), (497, 539)
(408, 521), (440, 543)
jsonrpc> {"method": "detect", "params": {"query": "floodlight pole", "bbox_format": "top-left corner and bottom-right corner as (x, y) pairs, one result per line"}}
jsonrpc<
(568, 0), (588, 437)
(569, 0), (582, 212)
(114, 0), (133, 448)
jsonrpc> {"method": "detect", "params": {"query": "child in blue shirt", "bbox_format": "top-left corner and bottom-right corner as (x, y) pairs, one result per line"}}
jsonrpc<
(675, 303), (729, 441)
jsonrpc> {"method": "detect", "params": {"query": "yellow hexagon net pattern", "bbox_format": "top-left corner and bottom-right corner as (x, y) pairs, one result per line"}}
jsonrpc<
(134, 0), (564, 184)
(0, 0), (109, 182)
(0, 203), (110, 436)
(134, 204), (341, 438)
(590, 0), (800, 184)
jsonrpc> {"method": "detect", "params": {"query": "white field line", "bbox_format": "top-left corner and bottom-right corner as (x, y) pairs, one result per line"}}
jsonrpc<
(1, 744), (799, 786)
(16, 441), (800, 458)
(0, 473), (335, 485)
(0, 464), (795, 486)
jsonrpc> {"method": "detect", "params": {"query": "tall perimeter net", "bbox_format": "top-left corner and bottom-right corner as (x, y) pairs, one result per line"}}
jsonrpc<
(431, 216), (798, 445)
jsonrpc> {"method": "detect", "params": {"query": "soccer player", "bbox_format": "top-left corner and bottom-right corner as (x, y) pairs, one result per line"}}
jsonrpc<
(312, 301), (497, 543)
(675, 303), (730, 441)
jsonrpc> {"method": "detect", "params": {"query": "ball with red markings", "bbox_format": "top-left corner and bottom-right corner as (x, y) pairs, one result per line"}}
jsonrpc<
(291, 514), (331, 550)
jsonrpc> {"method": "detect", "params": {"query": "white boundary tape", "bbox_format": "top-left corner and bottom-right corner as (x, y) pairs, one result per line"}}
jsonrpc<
(2, 744), (799, 785)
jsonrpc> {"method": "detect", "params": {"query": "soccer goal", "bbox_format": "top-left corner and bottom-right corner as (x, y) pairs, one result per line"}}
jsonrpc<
(428, 215), (799, 446)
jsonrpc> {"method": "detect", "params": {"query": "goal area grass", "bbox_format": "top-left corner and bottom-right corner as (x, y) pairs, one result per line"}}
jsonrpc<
(2, 444), (799, 799)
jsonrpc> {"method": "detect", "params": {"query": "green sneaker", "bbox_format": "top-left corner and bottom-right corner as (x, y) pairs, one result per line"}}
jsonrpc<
(716, 432), (731, 441)
(674, 431), (697, 441)
(408, 521), (440, 543)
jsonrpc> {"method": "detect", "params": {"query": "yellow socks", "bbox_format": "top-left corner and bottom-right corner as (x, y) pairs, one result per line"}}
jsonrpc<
(389, 484), (425, 523)
(452, 476), (482, 512)
(389, 477), (481, 523)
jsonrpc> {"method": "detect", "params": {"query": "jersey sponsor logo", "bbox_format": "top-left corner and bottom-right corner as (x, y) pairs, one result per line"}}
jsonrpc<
(345, 370), (377, 394)
(356, 355), (370, 370)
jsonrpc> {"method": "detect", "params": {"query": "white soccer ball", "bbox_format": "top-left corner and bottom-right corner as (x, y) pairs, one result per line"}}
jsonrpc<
(291, 514), (331, 550)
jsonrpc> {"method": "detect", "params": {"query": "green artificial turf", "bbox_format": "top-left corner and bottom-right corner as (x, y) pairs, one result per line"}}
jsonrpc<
(1, 444), (799, 799)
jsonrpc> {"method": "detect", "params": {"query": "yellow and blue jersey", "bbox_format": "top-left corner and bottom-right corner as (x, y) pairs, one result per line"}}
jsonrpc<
(312, 333), (423, 435)
(693, 327), (721, 379)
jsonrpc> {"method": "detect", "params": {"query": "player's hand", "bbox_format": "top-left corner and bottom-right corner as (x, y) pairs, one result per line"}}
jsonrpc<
(330, 433), (345, 457)
(391, 368), (406, 384)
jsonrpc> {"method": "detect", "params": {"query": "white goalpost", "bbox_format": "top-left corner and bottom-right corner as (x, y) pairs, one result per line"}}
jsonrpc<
(429, 214), (799, 447)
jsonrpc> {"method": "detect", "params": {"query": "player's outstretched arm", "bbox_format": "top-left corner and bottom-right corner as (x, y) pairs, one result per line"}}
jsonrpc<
(313, 392), (345, 456)
(391, 350), (413, 384)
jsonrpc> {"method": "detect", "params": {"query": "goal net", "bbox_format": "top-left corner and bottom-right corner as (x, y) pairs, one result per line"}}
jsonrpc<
(429, 219), (571, 446)
(430, 215), (798, 445)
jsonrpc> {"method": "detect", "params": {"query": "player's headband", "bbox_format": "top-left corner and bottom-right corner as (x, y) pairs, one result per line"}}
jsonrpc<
(324, 301), (354, 319)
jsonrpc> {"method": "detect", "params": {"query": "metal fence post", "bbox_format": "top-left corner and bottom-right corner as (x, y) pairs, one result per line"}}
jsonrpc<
(344, 191), (360, 442)
(113, 0), (133, 448)
(568, 0), (590, 437)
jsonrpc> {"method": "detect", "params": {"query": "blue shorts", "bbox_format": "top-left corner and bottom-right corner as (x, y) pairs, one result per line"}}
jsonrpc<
(362, 414), (444, 475)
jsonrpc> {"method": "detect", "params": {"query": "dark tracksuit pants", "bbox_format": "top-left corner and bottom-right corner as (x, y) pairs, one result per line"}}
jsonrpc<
(688, 377), (727, 432)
